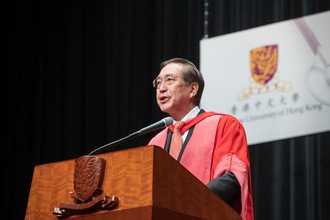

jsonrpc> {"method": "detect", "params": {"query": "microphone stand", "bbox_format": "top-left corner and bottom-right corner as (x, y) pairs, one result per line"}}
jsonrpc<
(88, 131), (141, 155)
(88, 117), (173, 155)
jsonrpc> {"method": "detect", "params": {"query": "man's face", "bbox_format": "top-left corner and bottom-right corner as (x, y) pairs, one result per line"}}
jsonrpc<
(155, 63), (196, 120)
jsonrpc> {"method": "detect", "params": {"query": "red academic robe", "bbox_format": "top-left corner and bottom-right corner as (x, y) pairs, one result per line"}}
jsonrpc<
(148, 112), (254, 220)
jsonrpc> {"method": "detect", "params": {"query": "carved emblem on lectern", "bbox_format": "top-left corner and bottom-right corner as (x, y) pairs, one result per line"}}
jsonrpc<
(53, 156), (119, 218)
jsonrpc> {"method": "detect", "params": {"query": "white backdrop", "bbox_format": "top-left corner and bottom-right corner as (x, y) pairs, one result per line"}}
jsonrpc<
(200, 11), (330, 145)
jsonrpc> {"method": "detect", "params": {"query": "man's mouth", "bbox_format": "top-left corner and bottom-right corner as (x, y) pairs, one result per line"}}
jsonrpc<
(159, 96), (170, 104)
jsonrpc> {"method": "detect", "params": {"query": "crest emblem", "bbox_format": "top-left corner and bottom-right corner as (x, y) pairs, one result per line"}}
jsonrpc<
(53, 156), (119, 218)
(238, 44), (291, 100)
(73, 156), (105, 202)
(250, 45), (278, 85)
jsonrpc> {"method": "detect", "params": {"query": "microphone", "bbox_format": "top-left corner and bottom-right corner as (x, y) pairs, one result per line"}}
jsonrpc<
(138, 116), (173, 135)
(88, 117), (173, 155)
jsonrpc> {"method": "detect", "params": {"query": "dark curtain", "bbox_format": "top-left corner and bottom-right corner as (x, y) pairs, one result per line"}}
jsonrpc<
(207, 1), (330, 219)
(6, 0), (329, 219)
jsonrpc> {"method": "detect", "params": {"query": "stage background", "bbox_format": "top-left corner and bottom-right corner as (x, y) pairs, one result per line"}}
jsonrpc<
(6, 1), (330, 219)
(201, 11), (330, 145)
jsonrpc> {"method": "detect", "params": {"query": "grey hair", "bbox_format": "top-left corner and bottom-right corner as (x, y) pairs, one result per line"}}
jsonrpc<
(160, 58), (205, 106)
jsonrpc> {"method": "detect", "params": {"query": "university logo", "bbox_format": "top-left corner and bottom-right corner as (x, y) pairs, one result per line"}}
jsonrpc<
(238, 44), (292, 101)
(250, 45), (278, 85)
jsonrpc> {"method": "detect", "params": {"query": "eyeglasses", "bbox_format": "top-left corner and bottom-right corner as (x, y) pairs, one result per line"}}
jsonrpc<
(152, 75), (182, 89)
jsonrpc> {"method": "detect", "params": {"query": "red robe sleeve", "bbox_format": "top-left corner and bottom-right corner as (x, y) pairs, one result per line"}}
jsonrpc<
(211, 114), (254, 220)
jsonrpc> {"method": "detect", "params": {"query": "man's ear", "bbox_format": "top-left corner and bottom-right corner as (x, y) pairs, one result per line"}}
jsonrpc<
(189, 82), (199, 98)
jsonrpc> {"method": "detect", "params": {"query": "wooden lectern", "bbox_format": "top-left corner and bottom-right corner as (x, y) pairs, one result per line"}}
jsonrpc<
(25, 145), (241, 220)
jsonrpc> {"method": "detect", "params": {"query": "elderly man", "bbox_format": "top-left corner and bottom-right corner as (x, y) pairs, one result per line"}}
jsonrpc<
(149, 58), (254, 220)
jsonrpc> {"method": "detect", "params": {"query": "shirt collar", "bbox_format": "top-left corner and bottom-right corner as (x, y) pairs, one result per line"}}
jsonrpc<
(174, 106), (200, 123)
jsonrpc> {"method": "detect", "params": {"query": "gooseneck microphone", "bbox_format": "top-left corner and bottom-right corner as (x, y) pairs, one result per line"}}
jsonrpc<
(88, 117), (173, 155)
